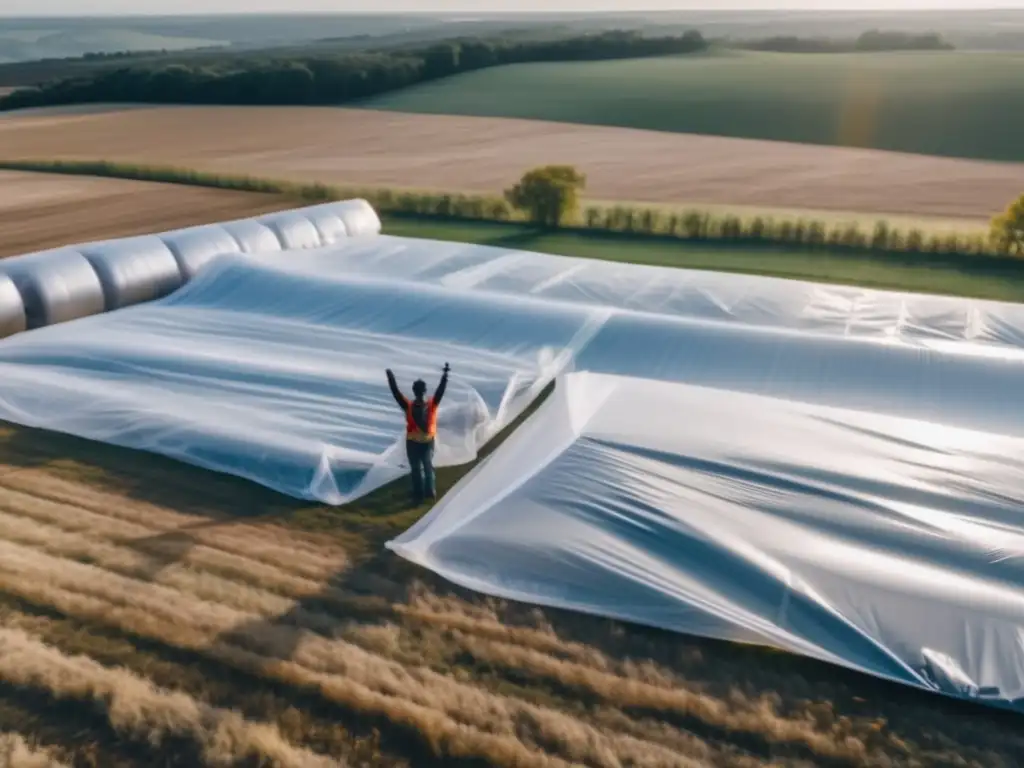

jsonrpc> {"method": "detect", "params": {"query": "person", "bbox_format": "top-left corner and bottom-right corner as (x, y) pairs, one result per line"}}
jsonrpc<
(386, 363), (450, 505)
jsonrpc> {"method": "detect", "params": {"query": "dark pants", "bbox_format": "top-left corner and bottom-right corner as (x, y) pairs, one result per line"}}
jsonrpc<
(406, 439), (436, 503)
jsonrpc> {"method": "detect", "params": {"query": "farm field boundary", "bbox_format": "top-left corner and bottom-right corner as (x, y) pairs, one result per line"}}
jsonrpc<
(0, 159), (1014, 270)
(360, 50), (1024, 163)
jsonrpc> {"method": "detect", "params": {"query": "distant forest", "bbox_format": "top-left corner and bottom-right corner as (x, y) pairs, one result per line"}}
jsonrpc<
(0, 31), (708, 110)
(0, 27), (956, 112)
(737, 30), (954, 54)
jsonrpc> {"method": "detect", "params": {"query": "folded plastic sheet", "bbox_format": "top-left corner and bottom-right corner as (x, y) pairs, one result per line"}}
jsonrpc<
(4, 230), (1024, 711)
(0, 252), (598, 503)
(389, 371), (1024, 711)
(281, 236), (1024, 436)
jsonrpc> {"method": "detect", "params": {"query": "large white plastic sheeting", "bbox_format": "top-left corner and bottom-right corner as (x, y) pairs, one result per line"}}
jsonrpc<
(0, 251), (598, 503)
(306, 236), (1024, 436)
(5, 231), (1024, 712)
(389, 371), (1024, 711)
(0, 275), (26, 338)
(0, 248), (104, 329)
(78, 236), (185, 311)
(310, 235), (1024, 350)
(160, 224), (244, 280)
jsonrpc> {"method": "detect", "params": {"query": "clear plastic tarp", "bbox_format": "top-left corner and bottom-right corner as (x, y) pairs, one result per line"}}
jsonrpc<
(0, 251), (592, 503)
(3, 230), (1024, 711)
(390, 372), (1024, 710)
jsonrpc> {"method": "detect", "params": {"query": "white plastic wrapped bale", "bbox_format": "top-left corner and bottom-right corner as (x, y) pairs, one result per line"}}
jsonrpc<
(257, 210), (323, 250)
(0, 274), (26, 338)
(220, 218), (281, 254)
(0, 248), (105, 329)
(0, 252), (601, 503)
(160, 224), (243, 280)
(314, 199), (381, 238)
(390, 371), (1024, 713)
(301, 207), (349, 245)
(79, 236), (184, 311)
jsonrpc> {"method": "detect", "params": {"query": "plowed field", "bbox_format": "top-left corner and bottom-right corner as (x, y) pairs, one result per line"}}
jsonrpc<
(1, 105), (1020, 221)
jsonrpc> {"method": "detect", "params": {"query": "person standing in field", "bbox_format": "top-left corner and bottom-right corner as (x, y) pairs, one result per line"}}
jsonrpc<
(386, 363), (450, 506)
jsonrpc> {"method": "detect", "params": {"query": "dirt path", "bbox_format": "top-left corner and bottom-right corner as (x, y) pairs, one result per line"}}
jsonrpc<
(1, 105), (1021, 220)
(0, 170), (292, 257)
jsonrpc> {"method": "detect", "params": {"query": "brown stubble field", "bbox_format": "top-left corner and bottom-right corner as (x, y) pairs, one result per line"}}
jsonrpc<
(2, 414), (1024, 768)
(0, 170), (297, 257)
(1, 105), (1021, 220)
(0, 131), (1022, 767)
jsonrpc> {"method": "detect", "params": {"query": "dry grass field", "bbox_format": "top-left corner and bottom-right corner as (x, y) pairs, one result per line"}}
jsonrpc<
(0, 179), (1021, 766)
(0, 170), (296, 258)
(2, 419), (1024, 768)
(1, 105), (1021, 221)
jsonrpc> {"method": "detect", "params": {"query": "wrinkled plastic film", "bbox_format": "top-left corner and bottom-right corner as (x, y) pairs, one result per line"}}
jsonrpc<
(390, 372), (1024, 712)
(0, 253), (594, 503)
(2, 225), (1024, 713)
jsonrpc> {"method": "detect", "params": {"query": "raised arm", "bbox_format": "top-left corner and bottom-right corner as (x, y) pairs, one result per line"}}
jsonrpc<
(386, 369), (408, 410)
(433, 363), (450, 405)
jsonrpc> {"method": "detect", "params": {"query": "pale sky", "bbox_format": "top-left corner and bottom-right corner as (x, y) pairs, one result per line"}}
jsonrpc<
(3, 0), (1023, 16)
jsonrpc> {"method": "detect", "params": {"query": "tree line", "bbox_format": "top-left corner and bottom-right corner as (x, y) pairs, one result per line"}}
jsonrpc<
(499, 165), (1021, 258)
(736, 29), (954, 54)
(0, 30), (708, 111)
(5, 159), (1016, 258)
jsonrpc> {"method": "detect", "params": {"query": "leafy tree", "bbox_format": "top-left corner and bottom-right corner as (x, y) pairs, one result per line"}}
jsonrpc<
(504, 165), (587, 228)
(0, 29), (709, 112)
(991, 194), (1024, 255)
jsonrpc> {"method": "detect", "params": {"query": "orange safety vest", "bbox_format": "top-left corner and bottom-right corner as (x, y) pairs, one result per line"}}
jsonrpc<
(406, 398), (438, 442)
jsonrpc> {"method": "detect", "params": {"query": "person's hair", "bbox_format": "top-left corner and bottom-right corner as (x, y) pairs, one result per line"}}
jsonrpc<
(412, 379), (427, 397)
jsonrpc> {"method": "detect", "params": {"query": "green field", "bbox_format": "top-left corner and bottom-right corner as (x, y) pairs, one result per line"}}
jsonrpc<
(384, 216), (1024, 302)
(363, 50), (1024, 162)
